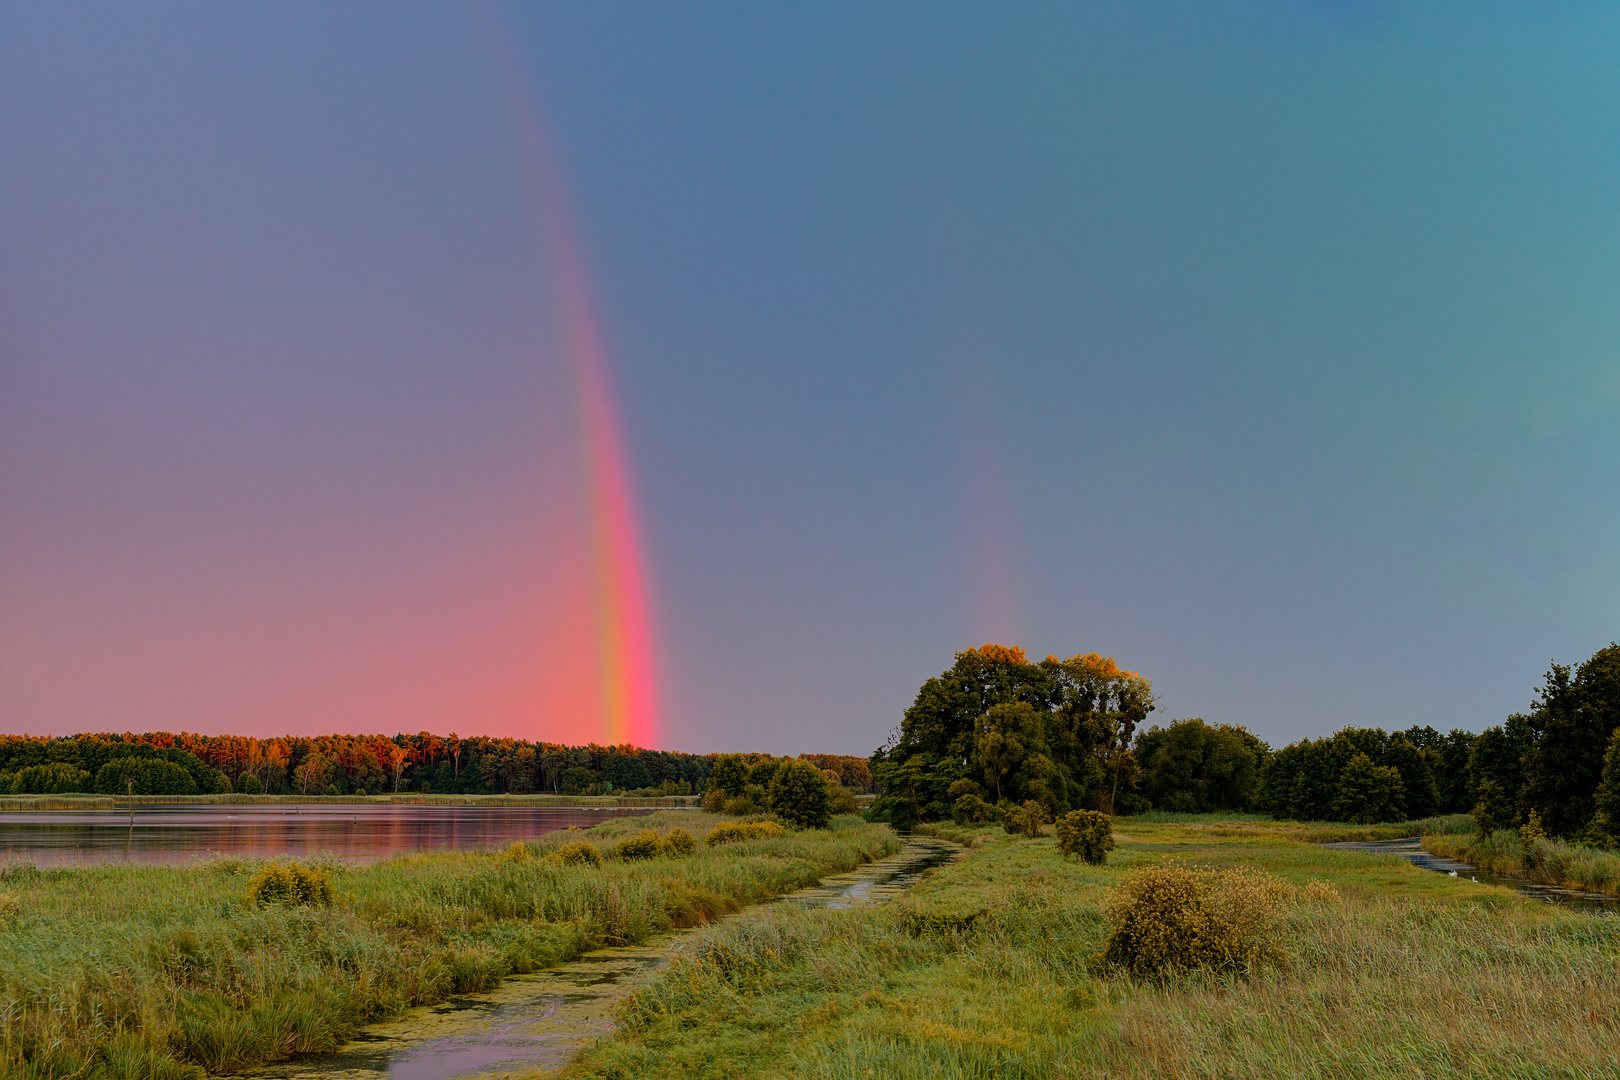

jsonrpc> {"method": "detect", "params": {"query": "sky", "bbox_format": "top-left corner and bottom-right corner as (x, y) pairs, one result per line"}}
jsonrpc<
(3, 2), (1619, 755)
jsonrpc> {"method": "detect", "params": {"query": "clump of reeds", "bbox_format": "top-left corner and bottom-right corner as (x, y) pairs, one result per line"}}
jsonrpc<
(245, 862), (332, 907)
(615, 830), (663, 860)
(496, 841), (531, 864)
(706, 821), (786, 846)
(550, 840), (604, 867)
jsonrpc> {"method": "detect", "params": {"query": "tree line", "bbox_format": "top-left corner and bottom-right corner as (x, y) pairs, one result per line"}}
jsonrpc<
(0, 732), (875, 799)
(869, 641), (1620, 836)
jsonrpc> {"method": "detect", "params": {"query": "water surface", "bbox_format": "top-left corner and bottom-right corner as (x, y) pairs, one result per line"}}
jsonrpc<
(1323, 837), (1620, 912)
(0, 805), (657, 866)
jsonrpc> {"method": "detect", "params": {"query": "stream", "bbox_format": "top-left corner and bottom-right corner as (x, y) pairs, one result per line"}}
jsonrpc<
(1322, 837), (1620, 913)
(234, 836), (961, 1080)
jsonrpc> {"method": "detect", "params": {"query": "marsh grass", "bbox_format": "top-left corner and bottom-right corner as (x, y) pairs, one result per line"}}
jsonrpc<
(566, 817), (1620, 1080)
(1425, 829), (1620, 896)
(1115, 811), (1473, 843)
(0, 811), (897, 1080)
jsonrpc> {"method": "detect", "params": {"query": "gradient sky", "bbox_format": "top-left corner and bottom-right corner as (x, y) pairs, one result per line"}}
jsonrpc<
(3, 2), (1618, 754)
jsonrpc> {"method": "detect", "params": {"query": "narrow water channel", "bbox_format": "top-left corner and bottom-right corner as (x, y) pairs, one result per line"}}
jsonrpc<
(235, 836), (960, 1080)
(1322, 837), (1620, 912)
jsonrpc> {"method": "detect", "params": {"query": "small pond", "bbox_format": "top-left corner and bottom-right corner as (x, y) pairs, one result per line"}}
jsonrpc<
(1323, 837), (1620, 913)
(0, 805), (658, 866)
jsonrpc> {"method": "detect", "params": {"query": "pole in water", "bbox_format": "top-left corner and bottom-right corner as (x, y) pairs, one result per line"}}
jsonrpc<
(125, 777), (134, 825)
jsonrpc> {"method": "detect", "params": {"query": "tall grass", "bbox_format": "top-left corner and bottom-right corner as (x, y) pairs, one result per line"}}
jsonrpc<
(0, 811), (897, 1080)
(565, 819), (1620, 1079)
(1114, 811), (1473, 843)
(1425, 828), (1620, 896)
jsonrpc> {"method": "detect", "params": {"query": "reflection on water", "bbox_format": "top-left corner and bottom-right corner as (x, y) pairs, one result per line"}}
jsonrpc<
(1323, 837), (1620, 912)
(0, 805), (657, 866)
(232, 836), (962, 1080)
(767, 836), (963, 909)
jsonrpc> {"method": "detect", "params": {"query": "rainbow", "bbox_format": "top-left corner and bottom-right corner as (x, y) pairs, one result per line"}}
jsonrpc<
(481, 13), (659, 747)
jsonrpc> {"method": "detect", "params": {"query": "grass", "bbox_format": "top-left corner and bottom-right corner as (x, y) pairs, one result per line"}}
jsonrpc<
(917, 812), (1474, 848)
(1424, 828), (1620, 896)
(564, 815), (1620, 1079)
(0, 811), (896, 1080)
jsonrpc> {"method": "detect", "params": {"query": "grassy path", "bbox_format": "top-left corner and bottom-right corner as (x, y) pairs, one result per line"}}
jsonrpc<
(564, 818), (1620, 1079)
(0, 811), (897, 1080)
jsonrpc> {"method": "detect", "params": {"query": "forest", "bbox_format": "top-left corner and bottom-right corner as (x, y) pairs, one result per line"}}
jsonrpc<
(5, 641), (1614, 840)
(0, 731), (873, 800)
(869, 641), (1620, 840)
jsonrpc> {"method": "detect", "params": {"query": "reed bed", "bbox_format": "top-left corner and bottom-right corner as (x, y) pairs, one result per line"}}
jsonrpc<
(0, 811), (896, 1080)
(566, 818), (1620, 1079)
(1425, 829), (1620, 897)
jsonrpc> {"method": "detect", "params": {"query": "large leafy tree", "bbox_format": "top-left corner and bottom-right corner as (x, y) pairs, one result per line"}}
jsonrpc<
(767, 758), (833, 829)
(1332, 752), (1406, 824)
(1135, 718), (1269, 813)
(872, 644), (1154, 823)
(1521, 644), (1620, 837)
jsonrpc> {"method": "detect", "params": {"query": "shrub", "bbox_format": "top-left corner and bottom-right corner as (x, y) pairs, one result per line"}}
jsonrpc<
(237, 774), (263, 795)
(953, 793), (995, 824)
(705, 821), (786, 846)
(1002, 800), (1048, 837)
(616, 830), (663, 860)
(701, 789), (727, 813)
(0, 891), (18, 922)
(768, 759), (834, 829)
(496, 841), (530, 864)
(665, 827), (696, 855)
(552, 841), (603, 867)
(325, 784), (341, 797)
(826, 783), (859, 816)
(947, 778), (983, 803)
(1102, 864), (1285, 976)
(1520, 809), (1548, 854)
(246, 863), (333, 908)
(1055, 809), (1115, 864)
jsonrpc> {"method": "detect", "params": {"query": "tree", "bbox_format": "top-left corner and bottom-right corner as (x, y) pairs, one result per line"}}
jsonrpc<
(293, 753), (329, 796)
(976, 702), (1044, 802)
(388, 744), (409, 793)
(1136, 718), (1268, 813)
(1468, 722), (1527, 825)
(1332, 753), (1405, 824)
(1522, 644), (1620, 837)
(1589, 727), (1620, 845)
(767, 758), (833, 829)
(1382, 736), (1438, 819)
(708, 754), (748, 797)
(1434, 729), (1477, 813)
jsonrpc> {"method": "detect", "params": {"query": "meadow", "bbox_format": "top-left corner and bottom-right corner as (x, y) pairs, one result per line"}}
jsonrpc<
(0, 811), (897, 1080)
(565, 814), (1620, 1080)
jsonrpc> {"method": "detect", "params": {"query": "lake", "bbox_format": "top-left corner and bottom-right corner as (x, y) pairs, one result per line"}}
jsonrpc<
(0, 804), (659, 866)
